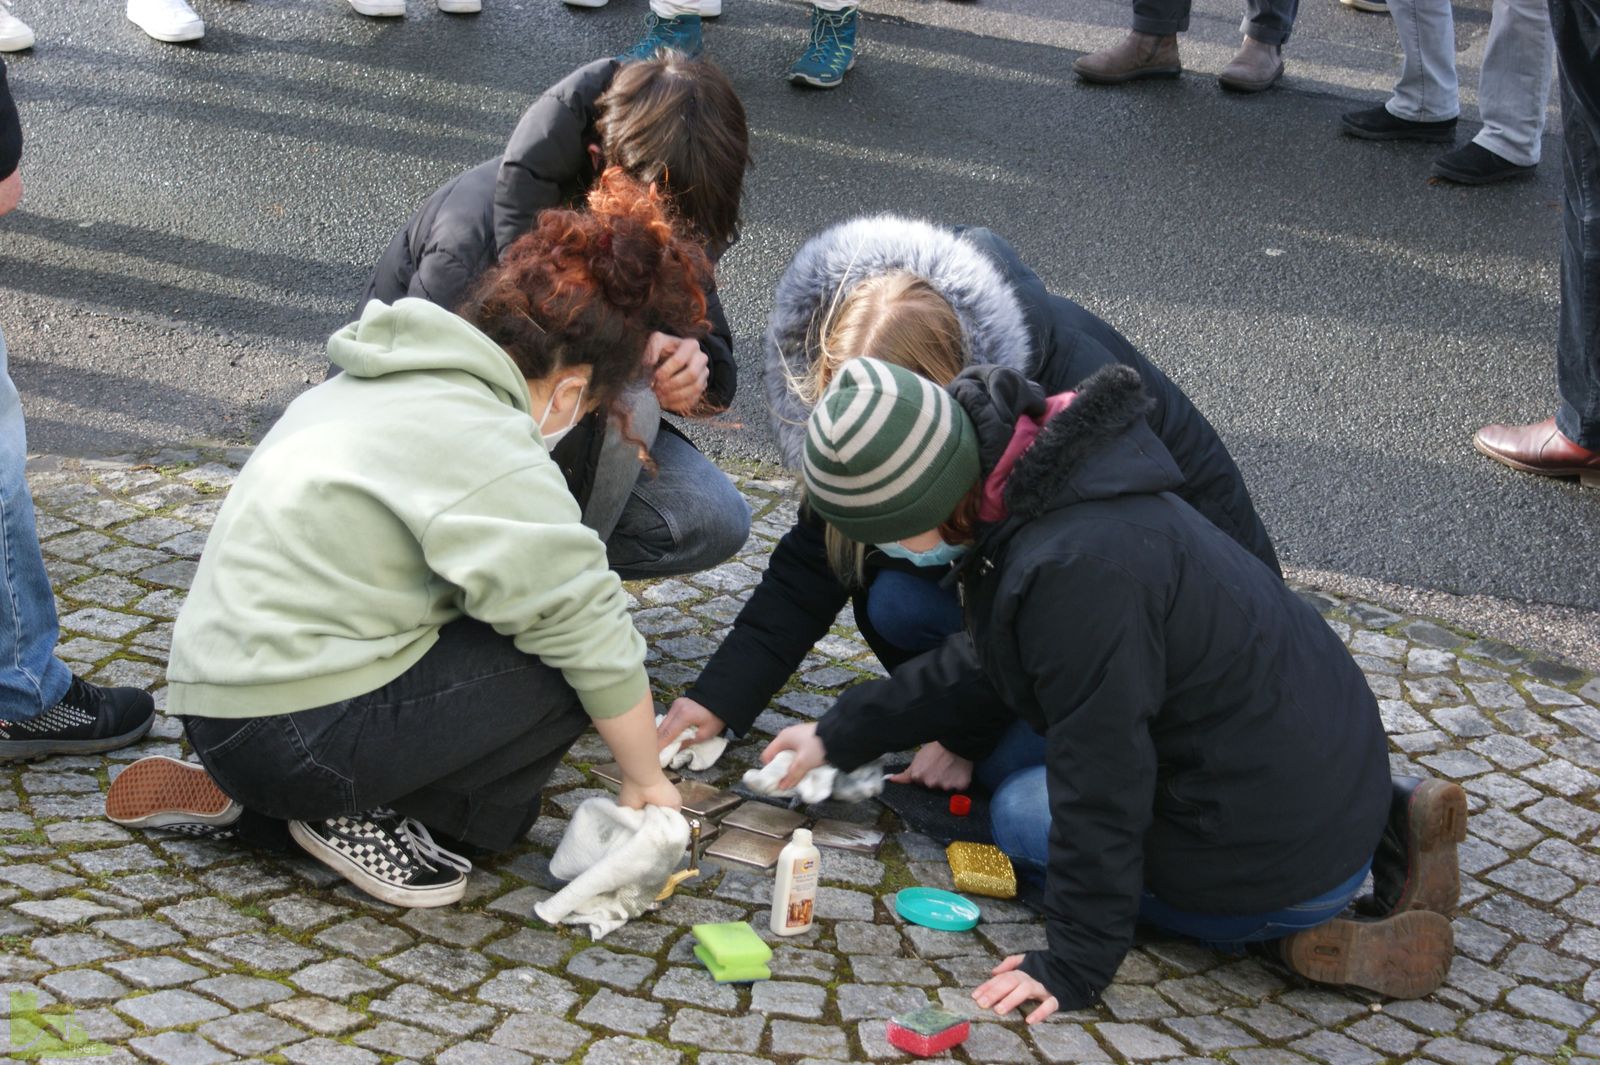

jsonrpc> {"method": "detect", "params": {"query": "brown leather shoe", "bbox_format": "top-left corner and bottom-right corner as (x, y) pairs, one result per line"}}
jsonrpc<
(1218, 37), (1284, 92)
(1072, 31), (1181, 84)
(1282, 910), (1454, 999)
(1473, 416), (1600, 488)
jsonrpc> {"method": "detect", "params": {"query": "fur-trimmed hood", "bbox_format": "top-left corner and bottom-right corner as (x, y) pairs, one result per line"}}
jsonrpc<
(949, 364), (1184, 520)
(764, 216), (1035, 468)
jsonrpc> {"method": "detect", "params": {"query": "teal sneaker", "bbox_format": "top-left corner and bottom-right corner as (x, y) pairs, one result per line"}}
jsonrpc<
(788, 6), (857, 88)
(619, 13), (703, 62)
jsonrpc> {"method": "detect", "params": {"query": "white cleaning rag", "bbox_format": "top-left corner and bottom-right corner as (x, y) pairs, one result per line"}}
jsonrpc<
(655, 713), (729, 771)
(741, 750), (889, 804)
(534, 797), (690, 940)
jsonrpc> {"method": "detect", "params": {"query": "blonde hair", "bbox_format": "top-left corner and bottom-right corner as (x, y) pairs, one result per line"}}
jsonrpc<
(793, 272), (969, 584)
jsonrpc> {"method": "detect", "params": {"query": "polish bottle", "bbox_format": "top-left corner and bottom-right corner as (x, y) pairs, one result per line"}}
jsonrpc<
(769, 827), (821, 936)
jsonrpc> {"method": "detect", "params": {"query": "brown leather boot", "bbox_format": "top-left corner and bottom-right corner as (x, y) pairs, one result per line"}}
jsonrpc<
(1218, 36), (1284, 92)
(1281, 910), (1454, 999)
(1072, 31), (1181, 84)
(1473, 416), (1600, 487)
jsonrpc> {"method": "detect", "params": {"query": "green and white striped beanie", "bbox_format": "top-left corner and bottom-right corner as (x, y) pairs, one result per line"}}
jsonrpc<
(802, 357), (980, 544)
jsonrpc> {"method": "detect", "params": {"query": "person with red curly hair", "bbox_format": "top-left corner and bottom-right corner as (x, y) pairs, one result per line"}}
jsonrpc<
(104, 171), (692, 909)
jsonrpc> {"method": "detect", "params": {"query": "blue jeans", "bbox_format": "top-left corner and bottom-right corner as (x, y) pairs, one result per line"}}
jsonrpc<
(1139, 861), (1372, 949)
(1551, 0), (1600, 450)
(0, 327), (72, 718)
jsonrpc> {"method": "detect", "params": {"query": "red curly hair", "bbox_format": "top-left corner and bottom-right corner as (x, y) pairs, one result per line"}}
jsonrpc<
(461, 167), (711, 427)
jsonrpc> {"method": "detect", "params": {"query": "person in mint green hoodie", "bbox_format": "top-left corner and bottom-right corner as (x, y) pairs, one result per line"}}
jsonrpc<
(104, 171), (699, 909)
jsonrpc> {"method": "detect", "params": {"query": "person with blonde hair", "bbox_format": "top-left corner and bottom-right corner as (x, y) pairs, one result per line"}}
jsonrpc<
(659, 216), (1279, 834)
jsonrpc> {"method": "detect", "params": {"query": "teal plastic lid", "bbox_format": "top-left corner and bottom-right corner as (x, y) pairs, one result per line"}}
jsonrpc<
(895, 887), (981, 931)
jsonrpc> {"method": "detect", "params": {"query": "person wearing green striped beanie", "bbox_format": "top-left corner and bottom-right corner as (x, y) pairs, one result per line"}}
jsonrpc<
(801, 356), (980, 560)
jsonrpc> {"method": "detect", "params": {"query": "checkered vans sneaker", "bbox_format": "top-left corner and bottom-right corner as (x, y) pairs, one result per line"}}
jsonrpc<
(105, 755), (242, 837)
(290, 811), (471, 907)
(1, 676), (154, 762)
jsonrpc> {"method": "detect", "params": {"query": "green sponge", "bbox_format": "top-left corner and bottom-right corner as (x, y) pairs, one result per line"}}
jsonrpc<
(691, 922), (772, 983)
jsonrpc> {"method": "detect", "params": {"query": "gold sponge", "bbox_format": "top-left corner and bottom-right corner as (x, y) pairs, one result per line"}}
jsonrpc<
(945, 842), (1017, 899)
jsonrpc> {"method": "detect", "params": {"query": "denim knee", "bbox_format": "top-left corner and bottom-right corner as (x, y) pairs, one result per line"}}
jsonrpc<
(989, 765), (1050, 873)
(865, 569), (963, 655)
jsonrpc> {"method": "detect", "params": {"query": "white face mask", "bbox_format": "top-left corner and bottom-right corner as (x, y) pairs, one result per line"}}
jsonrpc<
(537, 379), (587, 447)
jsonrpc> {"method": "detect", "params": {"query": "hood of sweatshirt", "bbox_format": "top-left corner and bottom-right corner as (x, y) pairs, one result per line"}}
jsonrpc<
(326, 298), (532, 416)
(763, 216), (1034, 468)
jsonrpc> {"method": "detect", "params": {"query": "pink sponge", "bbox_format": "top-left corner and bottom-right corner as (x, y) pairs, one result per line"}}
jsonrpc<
(886, 1007), (970, 1057)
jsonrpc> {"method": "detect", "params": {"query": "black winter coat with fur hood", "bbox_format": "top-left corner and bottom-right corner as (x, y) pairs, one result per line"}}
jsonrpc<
(821, 364), (1389, 1010)
(686, 220), (1279, 746)
(359, 58), (737, 409)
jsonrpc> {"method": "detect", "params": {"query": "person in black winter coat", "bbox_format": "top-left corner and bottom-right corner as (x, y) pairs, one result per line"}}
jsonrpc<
(361, 53), (754, 581)
(766, 355), (1460, 1016)
(658, 216), (1281, 794)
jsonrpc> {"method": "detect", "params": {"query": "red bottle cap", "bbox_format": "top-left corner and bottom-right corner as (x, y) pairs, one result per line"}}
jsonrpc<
(949, 795), (972, 816)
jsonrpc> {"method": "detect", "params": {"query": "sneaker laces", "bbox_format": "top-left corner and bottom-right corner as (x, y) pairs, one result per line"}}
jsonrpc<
(385, 813), (473, 876)
(801, 9), (853, 64)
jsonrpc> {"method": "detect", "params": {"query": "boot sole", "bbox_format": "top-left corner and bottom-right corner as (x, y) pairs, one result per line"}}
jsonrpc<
(1340, 121), (1456, 143)
(789, 55), (857, 88)
(1430, 163), (1536, 185)
(289, 819), (467, 908)
(1, 715), (153, 764)
(1471, 436), (1600, 487)
(1396, 778), (1467, 914)
(1073, 65), (1181, 85)
(1218, 64), (1284, 93)
(105, 754), (240, 829)
(1284, 910), (1454, 999)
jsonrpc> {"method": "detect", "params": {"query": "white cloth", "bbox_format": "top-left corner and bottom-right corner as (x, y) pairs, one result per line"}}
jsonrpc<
(656, 713), (729, 771)
(534, 798), (690, 940)
(1386, 0), (1555, 165)
(741, 750), (888, 804)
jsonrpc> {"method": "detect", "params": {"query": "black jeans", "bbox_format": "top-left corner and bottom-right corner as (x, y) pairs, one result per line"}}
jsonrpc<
(183, 619), (590, 852)
(1551, 0), (1600, 450)
(1132, 0), (1299, 45)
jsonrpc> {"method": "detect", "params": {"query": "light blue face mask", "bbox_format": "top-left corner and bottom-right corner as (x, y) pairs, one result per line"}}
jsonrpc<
(876, 539), (969, 568)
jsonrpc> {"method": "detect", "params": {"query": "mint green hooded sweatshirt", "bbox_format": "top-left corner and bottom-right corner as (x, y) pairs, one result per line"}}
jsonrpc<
(166, 299), (647, 721)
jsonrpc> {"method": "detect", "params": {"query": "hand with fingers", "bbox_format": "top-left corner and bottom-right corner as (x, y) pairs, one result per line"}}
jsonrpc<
(762, 721), (828, 792)
(888, 741), (973, 792)
(973, 954), (1059, 1025)
(646, 331), (710, 415)
(656, 697), (726, 752)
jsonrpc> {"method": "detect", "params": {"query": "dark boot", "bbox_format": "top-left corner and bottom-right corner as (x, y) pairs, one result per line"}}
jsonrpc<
(1281, 910), (1454, 999)
(1072, 32), (1181, 84)
(1218, 36), (1284, 92)
(1364, 776), (1468, 916)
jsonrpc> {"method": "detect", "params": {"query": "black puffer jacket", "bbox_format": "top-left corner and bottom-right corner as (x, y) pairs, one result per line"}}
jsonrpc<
(360, 58), (737, 409)
(1, 58), (20, 184)
(818, 364), (1389, 1010)
(686, 219), (1279, 742)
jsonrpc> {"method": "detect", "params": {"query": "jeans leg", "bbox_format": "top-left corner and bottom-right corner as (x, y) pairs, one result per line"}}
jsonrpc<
(0, 327), (72, 717)
(988, 765), (1050, 875)
(1551, 0), (1600, 449)
(863, 569), (963, 656)
(1131, 0), (1192, 38)
(582, 383), (661, 544)
(608, 427), (751, 581)
(973, 720), (1048, 794)
(1241, 0), (1299, 46)
(1386, 0), (1461, 122)
(1474, 0), (1556, 166)
(1137, 860), (1371, 947)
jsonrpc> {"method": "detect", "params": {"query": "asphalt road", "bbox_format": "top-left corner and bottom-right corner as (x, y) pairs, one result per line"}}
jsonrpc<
(2, 0), (1595, 625)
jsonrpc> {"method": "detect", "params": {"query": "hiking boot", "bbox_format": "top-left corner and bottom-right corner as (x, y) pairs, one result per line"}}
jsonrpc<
(0, 2), (35, 52)
(126, 0), (205, 41)
(788, 6), (857, 88)
(1341, 105), (1456, 143)
(619, 14), (703, 62)
(1431, 142), (1536, 185)
(1363, 776), (1468, 915)
(290, 811), (471, 907)
(1072, 32), (1180, 84)
(106, 755), (243, 837)
(1282, 910), (1454, 999)
(1218, 37), (1283, 92)
(0, 676), (153, 762)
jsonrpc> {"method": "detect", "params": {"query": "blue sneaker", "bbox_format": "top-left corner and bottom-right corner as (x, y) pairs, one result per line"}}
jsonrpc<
(788, 6), (857, 88)
(619, 13), (703, 62)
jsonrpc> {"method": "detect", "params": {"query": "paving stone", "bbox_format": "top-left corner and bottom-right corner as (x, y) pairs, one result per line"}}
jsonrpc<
(269, 996), (366, 1036)
(1279, 989), (1369, 1026)
(191, 975), (295, 1009)
(104, 955), (208, 988)
(1163, 1015), (1257, 1051)
(574, 986), (665, 1034)
(439, 1043), (535, 1065)
(565, 946), (657, 990)
(1103, 983), (1178, 1021)
(115, 988), (232, 1028)
(836, 983), (931, 1020)
(95, 918), (185, 949)
(158, 897), (264, 938)
(1485, 860), (1578, 903)
(312, 916), (412, 959)
(1098, 1022), (1187, 1061)
(1344, 1015), (1424, 1056)
(399, 906), (504, 947)
(40, 968), (133, 1004)
(281, 1037), (380, 1065)
(126, 1031), (234, 1065)
(197, 1012), (307, 1056)
(583, 1035), (683, 1065)
(32, 931), (121, 966)
(652, 965), (739, 1009)
(751, 979), (827, 1019)
(1506, 983), (1596, 1027)
(13, 897), (119, 927)
(666, 1007), (765, 1052)
(1462, 1011), (1569, 1055)
(1419, 1038), (1503, 1065)
(771, 1019), (851, 1059)
(1463, 772), (1542, 808)
(489, 1012), (590, 1058)
(290, 957), (394, 999)
(1524, 796), (1600, 839)
(210, 933), (322, 972)
(476, 967), (580, 1015)
(481, 927), (568, 967)
(378, 943), (490, 992)
(851, 955), (941, 986)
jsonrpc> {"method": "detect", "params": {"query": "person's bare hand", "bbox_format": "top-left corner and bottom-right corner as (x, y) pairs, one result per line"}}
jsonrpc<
(973, 955), (1059, 1025)
(618, 773), (683, 811)
(888, 742), (973, 792)
(762, 722), (827, 791)
(657, 697), (726, 751)
(646, 332), (709, 414)
(0, 172), (22, 218)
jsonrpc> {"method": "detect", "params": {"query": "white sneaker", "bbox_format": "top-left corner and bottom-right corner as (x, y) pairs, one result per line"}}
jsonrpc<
(563, 0), (609, 7)
(0, 2), (36, 51)
(437, 0), (480, 11)
(347, 0), (406, 16)
(126, 0), (205, 42)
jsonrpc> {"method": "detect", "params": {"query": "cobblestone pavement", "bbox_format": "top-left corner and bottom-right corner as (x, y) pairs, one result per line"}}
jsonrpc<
(3, 449), (1599, 1065)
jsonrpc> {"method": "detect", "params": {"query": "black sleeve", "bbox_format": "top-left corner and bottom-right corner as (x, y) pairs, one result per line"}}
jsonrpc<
(407, 247), (481, 312)
(1, 58), (21, 183)
(684, 514), (849, 735)
(815, 632), (1013, 771)
(492, 59), (616, 254)
(700, 282), (737, 410)
(1011, 558), (1165, 1011)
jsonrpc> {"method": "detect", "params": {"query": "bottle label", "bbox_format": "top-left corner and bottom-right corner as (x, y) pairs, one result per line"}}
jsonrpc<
(783, 856), (819, 929)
